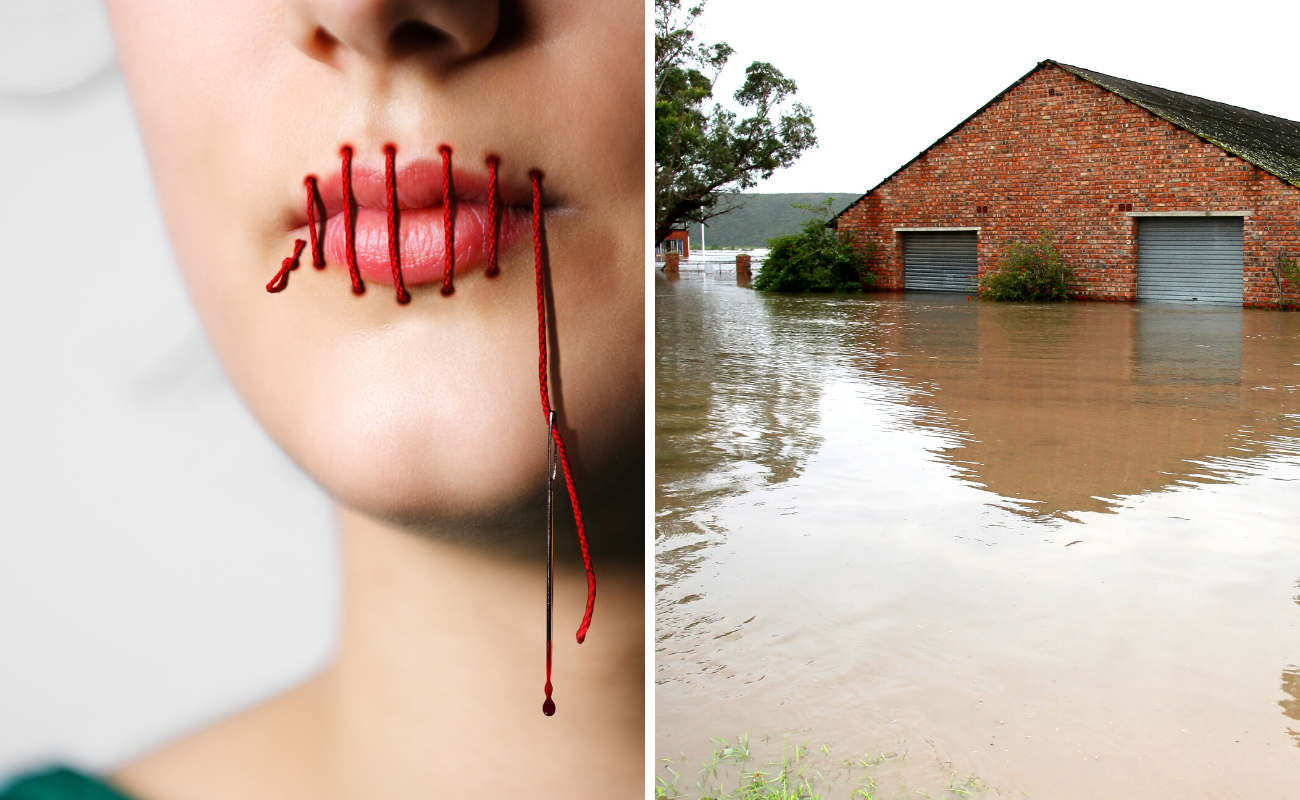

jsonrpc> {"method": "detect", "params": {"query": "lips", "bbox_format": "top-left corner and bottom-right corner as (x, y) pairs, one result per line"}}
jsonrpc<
(299, 156), (537, 288)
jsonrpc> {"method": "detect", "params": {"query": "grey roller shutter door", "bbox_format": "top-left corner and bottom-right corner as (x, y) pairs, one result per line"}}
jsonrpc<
(1136, 218), (1243, 305)
(903, 232), (978, 292)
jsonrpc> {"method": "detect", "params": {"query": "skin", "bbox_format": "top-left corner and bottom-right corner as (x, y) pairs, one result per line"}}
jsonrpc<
(102, 1), (643, 797)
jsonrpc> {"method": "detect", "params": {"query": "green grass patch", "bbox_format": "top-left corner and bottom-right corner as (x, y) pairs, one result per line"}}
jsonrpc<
(657, 734), (990, 800)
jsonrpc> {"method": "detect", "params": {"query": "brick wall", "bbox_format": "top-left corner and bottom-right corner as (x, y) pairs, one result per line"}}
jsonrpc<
(835, 64), (1300, 307)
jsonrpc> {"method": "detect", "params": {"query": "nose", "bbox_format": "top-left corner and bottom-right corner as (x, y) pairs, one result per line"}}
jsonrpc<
(287, 0), (500, 69)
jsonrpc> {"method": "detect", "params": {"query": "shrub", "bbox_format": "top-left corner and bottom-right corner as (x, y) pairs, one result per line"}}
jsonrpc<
(978, 231), (1072, 301)
(1270, 248), (1300, 310)
(752, 198), (875, 293)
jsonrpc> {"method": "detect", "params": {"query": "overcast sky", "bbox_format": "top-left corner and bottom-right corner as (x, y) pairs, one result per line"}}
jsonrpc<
(690, 0), (1300, 195)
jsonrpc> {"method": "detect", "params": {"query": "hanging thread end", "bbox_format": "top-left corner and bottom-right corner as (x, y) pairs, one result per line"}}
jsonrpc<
(575, 578), (596, 643)
(266, 240), (306, 293)
(266, 265), (291, 293)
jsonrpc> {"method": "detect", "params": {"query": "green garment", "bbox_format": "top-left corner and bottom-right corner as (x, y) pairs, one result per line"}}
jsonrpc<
(0, 769), (135, 800)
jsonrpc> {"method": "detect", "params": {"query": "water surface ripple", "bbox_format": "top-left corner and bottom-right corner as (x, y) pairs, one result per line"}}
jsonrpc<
(656, 273), (1300, 797)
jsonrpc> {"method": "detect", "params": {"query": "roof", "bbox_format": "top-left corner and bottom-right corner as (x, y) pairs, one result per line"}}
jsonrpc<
(1057, 61), (1300, 187)
(837, 60), (1300, 219)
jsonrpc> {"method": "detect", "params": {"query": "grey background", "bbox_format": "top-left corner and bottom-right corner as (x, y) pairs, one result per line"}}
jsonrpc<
(0, 0), (336, 778)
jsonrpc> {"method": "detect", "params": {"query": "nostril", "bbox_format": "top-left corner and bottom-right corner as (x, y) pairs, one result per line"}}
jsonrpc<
(312, 27), (338, 49)
(389, 20), (450, 57)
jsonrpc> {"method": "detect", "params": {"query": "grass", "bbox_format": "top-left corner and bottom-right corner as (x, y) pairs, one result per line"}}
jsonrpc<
(656, 735), (991, 800)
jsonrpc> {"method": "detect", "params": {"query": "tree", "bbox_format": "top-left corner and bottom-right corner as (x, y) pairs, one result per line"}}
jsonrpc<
(654, 0), (817, 245)
(751, 198), (875, 293)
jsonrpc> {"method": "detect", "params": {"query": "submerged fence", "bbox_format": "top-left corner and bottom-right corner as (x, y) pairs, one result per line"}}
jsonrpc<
(664, 249), (768, 272)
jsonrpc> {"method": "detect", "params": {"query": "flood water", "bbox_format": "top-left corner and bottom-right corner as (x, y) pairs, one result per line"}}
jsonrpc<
(655, 272), (1300, 798)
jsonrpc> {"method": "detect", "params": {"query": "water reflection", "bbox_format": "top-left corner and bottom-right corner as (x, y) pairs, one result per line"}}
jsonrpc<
(855, 295), (1299, 519)
(656, 273), (1300, 793)
(657, 273), (1300, 548)
(656, 277), (834, 584)
(1286, 581), (1300, 748)
(1285, 666), (1300, 746)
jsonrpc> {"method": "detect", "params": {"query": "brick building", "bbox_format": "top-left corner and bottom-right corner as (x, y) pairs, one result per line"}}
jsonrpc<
(833, 60), (1300, 306)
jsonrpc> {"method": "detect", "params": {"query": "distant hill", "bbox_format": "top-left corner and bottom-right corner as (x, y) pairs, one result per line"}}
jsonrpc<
(685, 193), (861, 249)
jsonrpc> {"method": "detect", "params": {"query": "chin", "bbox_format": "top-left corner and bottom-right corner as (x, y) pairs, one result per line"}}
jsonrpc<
(261, 365), (554, 538)
(309, 419), (548, 540)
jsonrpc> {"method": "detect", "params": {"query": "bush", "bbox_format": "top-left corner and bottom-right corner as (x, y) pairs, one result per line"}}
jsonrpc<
(978, 231), (1072, 301)
(752, 198), (875, 293)
(1270, 248), (1300, 310)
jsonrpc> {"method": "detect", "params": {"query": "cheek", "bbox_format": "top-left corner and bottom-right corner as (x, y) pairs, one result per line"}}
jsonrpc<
(192, 266), (551, 522)
(107, 0), (289, 198)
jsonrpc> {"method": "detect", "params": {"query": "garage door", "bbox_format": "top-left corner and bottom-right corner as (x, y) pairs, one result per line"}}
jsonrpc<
(1136, 218), (1243, 305)
(903, 231), (978, 292)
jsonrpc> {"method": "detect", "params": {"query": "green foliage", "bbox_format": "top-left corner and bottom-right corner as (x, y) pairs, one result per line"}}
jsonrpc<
(657, 735), (825, 800)
(655, 0), (817, 245)
(1270, 247), (1300, 309)
(656, 734), (987, 800)
(977, 231), (1072, 301)
(686, 194), (861, 249)
(751, 199), (875, 293)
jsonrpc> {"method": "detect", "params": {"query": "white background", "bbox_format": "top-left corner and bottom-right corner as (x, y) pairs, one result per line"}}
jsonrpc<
(0, 0), (335, 779)
(691, 0), (1300, 194)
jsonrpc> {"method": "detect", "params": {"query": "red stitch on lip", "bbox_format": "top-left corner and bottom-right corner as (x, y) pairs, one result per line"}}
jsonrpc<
(440, 146), (455, 295)
(486, 156), (500, 277)
(304, 176), (324, 269)
(266, 238), (306, 293)
(532, 170), (596, 654)
(341, 146), (364, 294)
(384, 146), (411, 304)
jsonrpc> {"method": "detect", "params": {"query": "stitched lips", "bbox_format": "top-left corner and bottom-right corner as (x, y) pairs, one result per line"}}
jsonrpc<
(306, 158), (532, 286)
(271, 161), (597, 717)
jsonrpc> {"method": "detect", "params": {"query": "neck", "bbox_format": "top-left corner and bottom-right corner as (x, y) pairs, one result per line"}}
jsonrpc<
(113, 505), (643, 800)
(314, 507), (643, 797)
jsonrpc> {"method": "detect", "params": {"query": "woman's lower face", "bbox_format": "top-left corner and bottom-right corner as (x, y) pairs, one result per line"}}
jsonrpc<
(106, 0), (644, 532)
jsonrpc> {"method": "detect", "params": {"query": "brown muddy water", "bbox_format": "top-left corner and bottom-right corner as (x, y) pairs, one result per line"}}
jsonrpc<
(655, 272), (1300, 798)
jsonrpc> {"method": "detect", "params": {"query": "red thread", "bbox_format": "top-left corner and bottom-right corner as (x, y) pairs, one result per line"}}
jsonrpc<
(486, 156), (500, 277)
(532, 171), (596, 645)
(266, 238), (306, 293)
(341, 146), (364, 294)
(440, 146), (455, 295)
(304, 177), (324, 269)
(385, 146), (411, 304)
(270, 154), (597, 714)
